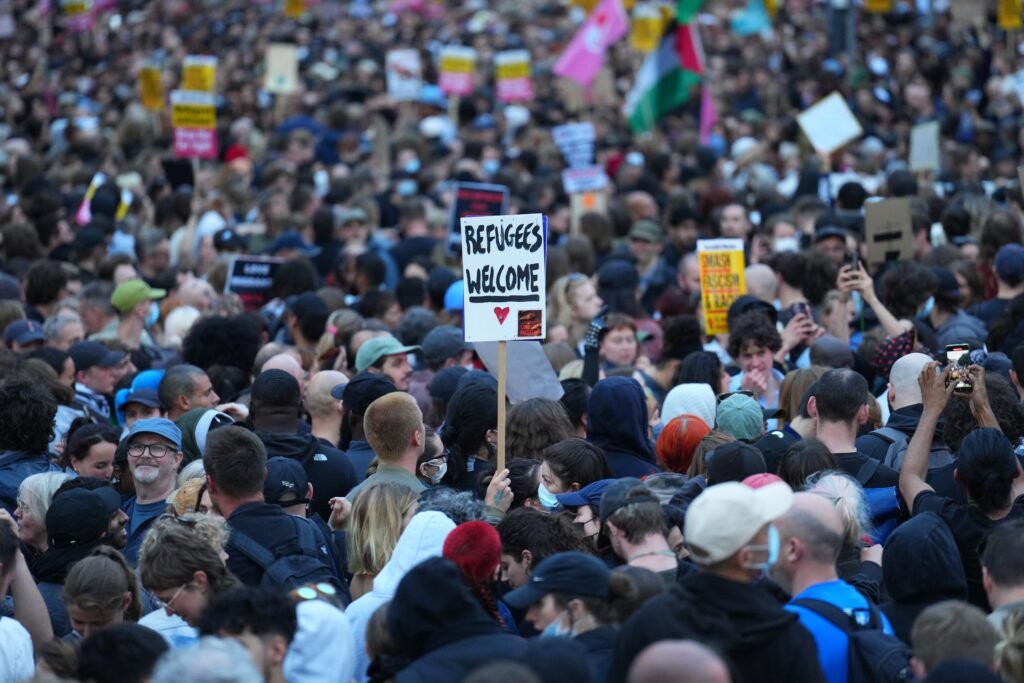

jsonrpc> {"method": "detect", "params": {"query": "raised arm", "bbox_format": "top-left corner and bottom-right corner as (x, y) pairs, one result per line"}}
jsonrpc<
(0, 510), (53, 649)
(899, 363), (953, 508)
(839, 262), (912, 339)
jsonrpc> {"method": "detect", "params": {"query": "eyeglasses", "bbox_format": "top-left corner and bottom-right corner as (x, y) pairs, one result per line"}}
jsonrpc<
(290, 582), (342, 608)
(717, 390), (755, 402)
(127, 443), (175, 458)
(159, 583), (188, 615)
(563, 272), (587, 298)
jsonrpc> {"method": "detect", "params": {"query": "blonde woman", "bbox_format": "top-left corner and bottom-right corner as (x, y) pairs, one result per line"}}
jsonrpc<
(549, 273), (603, 348)
(346, 483), (419, 600)
(806, 471), (877, 583)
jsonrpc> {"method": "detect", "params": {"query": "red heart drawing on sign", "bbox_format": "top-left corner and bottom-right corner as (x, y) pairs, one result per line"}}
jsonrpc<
(494, 307), (510, 324)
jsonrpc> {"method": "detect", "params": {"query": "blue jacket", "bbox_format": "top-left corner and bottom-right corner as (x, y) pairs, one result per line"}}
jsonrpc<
(0, 450), (60, 515)
(587, 377), (660, 479)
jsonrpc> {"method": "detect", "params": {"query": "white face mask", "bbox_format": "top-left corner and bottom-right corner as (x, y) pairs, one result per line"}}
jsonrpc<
(428, 461), (448, 485)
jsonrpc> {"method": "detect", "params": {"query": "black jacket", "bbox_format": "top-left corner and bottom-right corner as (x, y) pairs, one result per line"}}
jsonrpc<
(607, 571), (825, 683)
(390, 557), (529, 683)
(256, 431), (357, 519)
(856, 404), (951, 465)
(224, 502), (335, 587)
(880, 512), (968, 644)
(576, 626), (618, 683)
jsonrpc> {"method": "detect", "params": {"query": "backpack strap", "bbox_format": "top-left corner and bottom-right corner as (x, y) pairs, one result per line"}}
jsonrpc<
(292, 516), (319, 557)
(791, 597), (881, 632)
(855, 458), (881, 486)
(872, 427), (908, 446)
(229, 528), (278, 572)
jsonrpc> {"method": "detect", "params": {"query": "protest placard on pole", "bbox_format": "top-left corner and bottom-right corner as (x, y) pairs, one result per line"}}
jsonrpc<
(138, 66), (164, 112)
(1000, 0), (1022, 29)
(909, 121), (940, 172)
(386, 49), (423, 101)
(495, 50), (533, 103)
(796, 92), (863, 155)
(865, 198), (914, 271)
(171, 91), (217, 160)
(284, 0), (305, 19)
(446, 182), (510, 255)
(630, 4), (663, 52)
(60, 0), (92, 31)
(570, 191), (607, 235)
(697, 239), (746, 336)
(225, 256), (284, 310)
(438, 46), (477, 96)
(461, 213), (548, 471)
(264, 44), (299, 94)
(181, 56), (217, 93)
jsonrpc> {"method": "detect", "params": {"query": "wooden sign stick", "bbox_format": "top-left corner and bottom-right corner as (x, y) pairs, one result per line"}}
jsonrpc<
(496, 339), (507, 472)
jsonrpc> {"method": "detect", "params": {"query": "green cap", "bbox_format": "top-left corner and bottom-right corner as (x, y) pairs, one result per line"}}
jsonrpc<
(111, 279), (166, 314)
(355, 335), (420, 374)
(627, 219), (664, 243)
(715, 393), (764, 443)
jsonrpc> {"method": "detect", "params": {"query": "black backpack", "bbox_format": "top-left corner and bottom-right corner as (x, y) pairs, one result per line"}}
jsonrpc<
(791, 598), (913, 683)
(230, 516), (341, 592)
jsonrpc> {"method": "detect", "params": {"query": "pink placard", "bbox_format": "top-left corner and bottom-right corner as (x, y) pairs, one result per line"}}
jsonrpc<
(174, 128), (218, 160)
(439, 72), (473, 97)
(497, 78), (533, 103)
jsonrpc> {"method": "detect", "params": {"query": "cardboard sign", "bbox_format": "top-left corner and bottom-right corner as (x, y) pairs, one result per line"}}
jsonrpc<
(630, 4), (664, 52)
(474, 341), (564, 402)
(438, 46), (477, 96)
(461, 213), (547, 342)
(225, 256), (284, 311)
(1000, 0), (1022, 29)
(697, 239), (746, 336)
(138, 66), (164, 112)
(284, 0), (304, 18)
(865, 198), (914, 271)
(265, 44), (299, 94)
(181, 56), (217, 93)
(796, 92), (863, 155)
(909, 121), (940, 172)
(171, 91), (217, 160)
(447, 182), (510, 254)
(951, 0), (987, 24)
(60, 0), (91, 31)
(562, 166), (610, 194)
(570, 191), (608, 235)
(495, 50), (532, 103)
(386, 49), (423, 101)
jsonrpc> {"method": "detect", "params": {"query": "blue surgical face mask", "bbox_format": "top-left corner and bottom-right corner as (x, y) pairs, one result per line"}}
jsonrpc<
(917, 296), (935, 321)
(482, 158), (501, 177)
(145, 301), (160, 328)
(403, 157), (421, 174)
(537, 483), (561, 511)
(396, 179), (418, 197)
(539, 612), (571, 638)
(744, 524), (780, 571)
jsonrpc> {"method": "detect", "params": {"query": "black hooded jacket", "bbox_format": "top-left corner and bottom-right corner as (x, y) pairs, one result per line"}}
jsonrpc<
(389, 557), (529, 683)
(880, 512), (968, 644)
(607, 571), (825, 683)
(587, 377), (660, 479)
(256, 431), (356, 519)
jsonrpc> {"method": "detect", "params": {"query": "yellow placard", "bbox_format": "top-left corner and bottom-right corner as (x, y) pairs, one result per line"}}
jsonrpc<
(1000, 0), (1023, 29)
(61, 0), (88, 15)
(698, 239), (747, 336)
(284, 0), (304, 18)
(571, 0), (599, 11)
(181, 57), (217, 93)
(766, 0), (778, 18)
(496, 61), (530, 80)
(864, 0), (892, 11)
(138, 67), (164, 112)
(440, 56), (474, 74)
(631, 7), (664, 53)
(171, 92), (217, 129)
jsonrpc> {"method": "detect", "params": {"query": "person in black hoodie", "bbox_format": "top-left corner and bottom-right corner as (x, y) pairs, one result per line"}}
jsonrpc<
(879, 512), (967, 644)
(388, 557), (529, 683)
(587, 377), (659, 479)
(607, 481), (825, 683)
(250, 370), (356, 520)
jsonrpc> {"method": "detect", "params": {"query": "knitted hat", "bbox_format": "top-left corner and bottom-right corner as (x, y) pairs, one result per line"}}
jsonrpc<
(442, 521), (502, 586)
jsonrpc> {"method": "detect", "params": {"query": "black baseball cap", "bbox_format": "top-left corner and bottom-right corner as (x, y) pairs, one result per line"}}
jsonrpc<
(331, 371), (397, 414)
(46, 487), (122, 549)
(421, 325), (471, 366)
(69, 340), (125, 373)
(213, 228), (247, 251)
(264, 457), (310, 506)
(503, 551), (611, 609)
(705, 442), (767, 485)
(122, 387), (161, 409)
(287, 292), (328, 320)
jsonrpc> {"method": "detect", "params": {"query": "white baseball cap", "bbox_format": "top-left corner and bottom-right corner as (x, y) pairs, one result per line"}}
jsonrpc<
(684, 481), (793, 566)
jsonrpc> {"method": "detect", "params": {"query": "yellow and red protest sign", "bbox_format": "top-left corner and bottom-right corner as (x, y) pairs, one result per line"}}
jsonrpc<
(439, 46), (477, 97)
(138, 66), (164, 112)
(1000, 0), (1022, 29)
(284, 0), (304, 19)
(630, 4), (664, 53)
(60, 0), (91, 31)
(864, 0), (893, 12)
(698, 238), (747, 336)
(181, 56), (217, 93)
(171, 91), (217, 159)
(495, 50), (532, 103)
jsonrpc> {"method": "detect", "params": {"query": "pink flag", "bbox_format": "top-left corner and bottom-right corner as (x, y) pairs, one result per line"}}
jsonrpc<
(699, 83), (716, 145)
(553, 0), (628, 88)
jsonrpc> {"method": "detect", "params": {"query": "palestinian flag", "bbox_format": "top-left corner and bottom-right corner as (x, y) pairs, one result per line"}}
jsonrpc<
(623, 21), (704, 133)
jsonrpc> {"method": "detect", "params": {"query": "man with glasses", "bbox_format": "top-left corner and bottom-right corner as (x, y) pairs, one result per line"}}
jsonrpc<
(121, 418), (183, 566)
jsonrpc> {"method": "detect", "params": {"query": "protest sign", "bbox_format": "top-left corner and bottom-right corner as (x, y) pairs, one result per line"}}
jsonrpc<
(264, 44), (299, 94)
(630, 4), (663, 52)
(225, 256), (284, 310)
(138, 66), (164, 112)
(863, 0), (892, 12)
(474, 341), (564, 403)
(570, 191), (608, 234)
(446, 182), (510, 254)
(181, 56), (217, 93)
(697, 239), (746, 336)
(562, 166), (610, 194)
(909, 121), (940, 172)
(552, 121), (596, 168)
(865, 198), (914, 271)
(1000, 0), (1022, 29)
(284, 0), (304, 18)
(386, 49), (423, 101)
(60, 0), (91, 31)
(171, 91), (217, 160)
(438, 46), (477, 96)
(950, 0), (986, 24)
(796, 92), (863, 155)
(495, 50), (533, 103)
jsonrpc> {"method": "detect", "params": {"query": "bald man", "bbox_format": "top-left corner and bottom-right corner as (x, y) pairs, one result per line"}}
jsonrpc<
(307, 370), (347, 447)
(773, 492), (897, 683)
(744, 264), (778, 304)
(628, 641), (731, 683)
(626, 191), (659, 222)
(262, 352), (306, 398)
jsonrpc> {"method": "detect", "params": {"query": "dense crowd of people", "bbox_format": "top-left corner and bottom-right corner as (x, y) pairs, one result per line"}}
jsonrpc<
(5, 0), (1024, 681)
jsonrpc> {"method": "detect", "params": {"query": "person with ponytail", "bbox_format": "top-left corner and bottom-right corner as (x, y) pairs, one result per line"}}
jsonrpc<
(62, 546), (142, 639)
(442, 521), (517, 634)
(503, 551), (639, 683)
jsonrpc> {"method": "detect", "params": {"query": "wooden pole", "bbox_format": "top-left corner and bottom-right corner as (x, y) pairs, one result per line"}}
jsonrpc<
(496, 339), (507, 472)
(448, 94), (460, 125)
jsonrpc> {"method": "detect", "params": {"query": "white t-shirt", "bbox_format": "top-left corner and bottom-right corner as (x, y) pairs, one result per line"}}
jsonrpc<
(0, 617), (34, 683)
